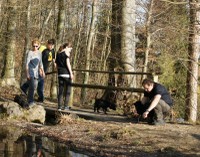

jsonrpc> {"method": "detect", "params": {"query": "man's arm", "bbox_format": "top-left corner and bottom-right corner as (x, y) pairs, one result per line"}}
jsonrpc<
(143, 94), (161, 118)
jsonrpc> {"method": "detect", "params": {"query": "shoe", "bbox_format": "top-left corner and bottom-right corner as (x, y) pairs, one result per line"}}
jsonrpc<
(29, 102), (36, 108)
(24, 105), (30, 110)
(147, 117), (154, 125)
(152, 120), (165, 126)
(62, 106), (70, 110)
(58, 108), (62, 111)
(37, 98), (44, 103)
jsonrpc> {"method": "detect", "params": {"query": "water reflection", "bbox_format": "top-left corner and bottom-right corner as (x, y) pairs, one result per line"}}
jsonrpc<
(0, 126), (89, 157)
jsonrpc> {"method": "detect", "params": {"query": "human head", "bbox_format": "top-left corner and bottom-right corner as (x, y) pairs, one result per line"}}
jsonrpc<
(63, 42), (72, 52)
(142, 78), (154, 92)
(62, 43), (69, 49)
(47, 39), (55, 50)
(62, 42), (72, 48)
(32, 39), (40, 50)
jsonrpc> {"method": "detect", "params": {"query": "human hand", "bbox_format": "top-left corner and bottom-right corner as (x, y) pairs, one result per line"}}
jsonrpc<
(42, 72), (45, 79)
(70, 73), (74, 80)
(143, 111), (149, 119)
(27, 74), (30, 80)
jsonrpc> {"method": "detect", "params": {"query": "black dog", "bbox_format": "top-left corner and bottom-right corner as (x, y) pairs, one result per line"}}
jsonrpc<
(14, 94), (29, 109)
(94, 99), (116, 114)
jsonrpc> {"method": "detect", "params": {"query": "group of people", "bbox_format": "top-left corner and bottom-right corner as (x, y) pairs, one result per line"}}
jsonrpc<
(21, 38), (173, 126)
(21, 38), (73, 111)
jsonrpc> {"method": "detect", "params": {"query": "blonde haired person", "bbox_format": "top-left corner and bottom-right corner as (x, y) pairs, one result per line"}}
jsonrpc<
(26, 39), (45, 107)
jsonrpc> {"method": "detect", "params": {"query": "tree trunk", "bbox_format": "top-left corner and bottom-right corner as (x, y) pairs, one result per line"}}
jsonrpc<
(101, 0), (122, 103)
(50, 0), (66, 99)
(110, 0), (122, 86)
(80, 0), (97, 104)
(142, 0), (154, 81)
(20, 0), (32, 86)
(1, 0), (17, 86)
(185, 0), (199, 123)
(70, 4), (85, 106)
(39, 8), (53, 41)
(101, 10), (111, 71)
(121, 0), (136, 87)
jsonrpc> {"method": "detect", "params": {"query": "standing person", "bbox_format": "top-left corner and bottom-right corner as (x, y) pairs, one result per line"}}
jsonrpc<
(26, 39), (45, 107)
(37, 39), (56, 102)
(21, 39), (56, 102)
(133, 78), (173, 125)
(55, 43), (73, 111)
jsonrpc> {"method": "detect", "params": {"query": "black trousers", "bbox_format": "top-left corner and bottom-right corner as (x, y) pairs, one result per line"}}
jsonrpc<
(134, 100), (171, 121)
(57, 77), (72, 108)
(134, 101), (154, 119)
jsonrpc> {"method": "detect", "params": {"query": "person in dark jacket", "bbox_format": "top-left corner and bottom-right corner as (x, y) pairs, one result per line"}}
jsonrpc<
(134, 78), (173, 125)
(55, 43), (73, 110)
(37, 39), (56, 102)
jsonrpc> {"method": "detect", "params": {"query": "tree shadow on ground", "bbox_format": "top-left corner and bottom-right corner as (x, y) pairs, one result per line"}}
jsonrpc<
(192, 134), (200, 141)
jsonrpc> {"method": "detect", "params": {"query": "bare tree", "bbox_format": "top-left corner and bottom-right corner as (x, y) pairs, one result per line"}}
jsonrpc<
(141, 0), (154, 81)
(121, 0), (136, 87)
(80, 0), (98, 103)
(20, 0), (32, 86)
(50, 0), (66, 99)
(185, 0), (199, 122)
(39, 8), (53, 41)
(1, 0), (18, 86)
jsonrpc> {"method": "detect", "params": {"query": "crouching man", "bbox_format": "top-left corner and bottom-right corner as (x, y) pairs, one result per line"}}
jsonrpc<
(134, 78), (173, 125)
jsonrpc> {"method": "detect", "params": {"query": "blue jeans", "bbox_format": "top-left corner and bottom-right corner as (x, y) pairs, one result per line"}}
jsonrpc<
(21, 76), (44, 101)
(37, 76), (44, 102)
(27, 77), (38, 104)
(21, 81), (29, 95)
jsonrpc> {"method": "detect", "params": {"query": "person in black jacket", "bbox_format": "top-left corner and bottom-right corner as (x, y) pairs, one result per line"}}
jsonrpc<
(37, 39), (56, 102)
(134, 78), (173, 125)
(55, 43), (73, 110)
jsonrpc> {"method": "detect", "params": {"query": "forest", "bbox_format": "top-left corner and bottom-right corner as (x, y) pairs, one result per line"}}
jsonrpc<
(0, 0), (199, 122)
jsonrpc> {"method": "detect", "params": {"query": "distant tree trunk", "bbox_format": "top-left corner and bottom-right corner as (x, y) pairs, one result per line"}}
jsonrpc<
(142, 0), (154, 81)
(39, 8), (53, 41)
(121, 0), (136, 87)
(185, 0), (199, 123)
(70, 5), (85, 105)
(110, 0), (122, 85)
(101, 10), (111, 71)
(101, 0), (122, 103)
(80, 0), (97, 104)
(20, 0), (32, 86)
(50, 0), (65, 99)
(1, 0), (17, 86)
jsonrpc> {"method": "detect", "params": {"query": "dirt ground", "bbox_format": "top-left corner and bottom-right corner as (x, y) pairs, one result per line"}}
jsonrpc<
(0, 86), (200, 157)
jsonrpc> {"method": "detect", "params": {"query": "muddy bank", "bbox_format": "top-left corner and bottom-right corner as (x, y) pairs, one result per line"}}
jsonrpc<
(2, 115), (200, 157)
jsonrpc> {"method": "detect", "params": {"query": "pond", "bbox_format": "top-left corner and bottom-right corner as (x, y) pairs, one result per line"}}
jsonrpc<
(0, 126), (90, 157)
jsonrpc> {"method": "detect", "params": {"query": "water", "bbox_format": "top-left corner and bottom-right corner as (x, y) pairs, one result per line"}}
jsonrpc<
(0, 126), (90, 157)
